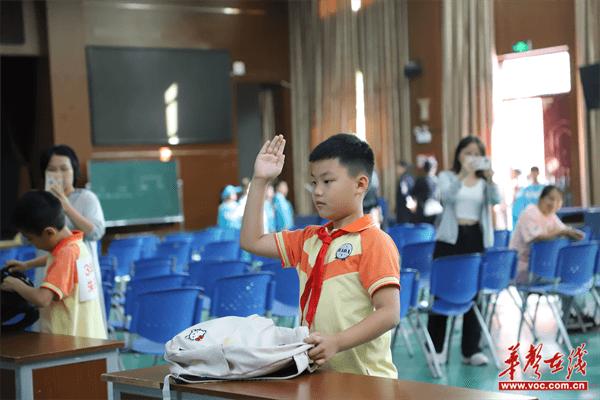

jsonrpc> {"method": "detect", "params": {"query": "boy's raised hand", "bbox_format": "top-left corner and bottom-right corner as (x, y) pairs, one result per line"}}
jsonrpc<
(253, 135), (286, 180)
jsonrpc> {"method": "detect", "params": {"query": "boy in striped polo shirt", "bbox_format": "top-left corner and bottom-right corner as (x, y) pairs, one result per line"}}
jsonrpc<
(241, 134), (400, 378)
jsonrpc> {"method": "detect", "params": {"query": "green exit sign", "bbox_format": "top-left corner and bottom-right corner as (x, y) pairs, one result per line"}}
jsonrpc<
(512, 40), (532, 52)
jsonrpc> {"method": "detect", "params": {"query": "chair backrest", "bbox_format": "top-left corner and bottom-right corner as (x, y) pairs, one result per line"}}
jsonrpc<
(399, 269), (417, 319)
(135, 234), (161, 259)
(132, 257), (176, 279)
(191, 228), (222, 252)
(201, 241), (240, 262)
(400, 241), (435, 281)
(252, 254), (280, 268)
(493, 230), (511, 248)
(187, 260), (249, 298)
(125, 273), (189, 317)
(164, 232), (194, 243)
(480, 248), (517, 291)
(15, 245), (36, 262)
(132, 287), (203, 343)
(595, 241), (600, 275)
(0, 248), (18, 265)
(584, 210), (600, 241)
(260, 262), (299, 307)
(154, 241), (192, 272)
(528, 238), (569, 280)
(107, 241), (143, 277)
(430, 253), (482, 304)
(556, 242), (599, 286)
(388, 224), (435, 250)
(211, 272), (274, 318)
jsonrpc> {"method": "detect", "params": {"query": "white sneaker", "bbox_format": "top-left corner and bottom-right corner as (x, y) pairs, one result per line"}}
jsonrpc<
(462, 352), (489, 366)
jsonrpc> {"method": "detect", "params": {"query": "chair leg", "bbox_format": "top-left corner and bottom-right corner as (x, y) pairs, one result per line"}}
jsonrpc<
(406, 315), (438, 378)
(530, 294), (543, 341)
(401, 325), (415, 358)
(547, 295), (574, 353)
(590, 288), (600, 321)
(472, 303), (501, 369)
(510, 289), (535, 332)
(444, 316), (456, 365)
(392, 325), (399, 349)
(413, 313), (443, 379)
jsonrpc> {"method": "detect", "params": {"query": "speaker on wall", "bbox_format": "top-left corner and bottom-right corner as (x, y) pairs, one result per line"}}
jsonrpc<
(579, 63), (599, 110)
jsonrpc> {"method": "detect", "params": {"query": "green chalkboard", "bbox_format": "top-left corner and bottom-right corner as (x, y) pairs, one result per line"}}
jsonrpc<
(88, 160), (183, 227)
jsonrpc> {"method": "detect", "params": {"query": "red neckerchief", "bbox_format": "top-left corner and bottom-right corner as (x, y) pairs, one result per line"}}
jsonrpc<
(300, 226), (348, 328)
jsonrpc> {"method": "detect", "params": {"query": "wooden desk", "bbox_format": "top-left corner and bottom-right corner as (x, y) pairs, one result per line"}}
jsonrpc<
(1, 332), (123, 399)
(102, 365), (537, 400)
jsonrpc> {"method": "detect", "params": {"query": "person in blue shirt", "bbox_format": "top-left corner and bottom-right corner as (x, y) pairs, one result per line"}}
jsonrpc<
(512, 166), (545, 229)
(263, 184), (276, 233)
(273, 180), (294, 230)
(217, 185), (243, 229)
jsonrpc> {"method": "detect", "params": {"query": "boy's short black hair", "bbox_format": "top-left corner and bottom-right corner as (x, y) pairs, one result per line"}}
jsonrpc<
(309, 133), (374, 179)
(12, 191), (65, 235)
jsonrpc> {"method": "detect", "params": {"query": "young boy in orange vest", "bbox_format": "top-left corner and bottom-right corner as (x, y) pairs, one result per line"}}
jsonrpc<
(1, 191), (106, 339)
(240, 134), (400, 378)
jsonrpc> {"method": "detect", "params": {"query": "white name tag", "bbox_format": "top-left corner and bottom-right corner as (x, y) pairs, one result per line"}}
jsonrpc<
(76, 256), (98, 302)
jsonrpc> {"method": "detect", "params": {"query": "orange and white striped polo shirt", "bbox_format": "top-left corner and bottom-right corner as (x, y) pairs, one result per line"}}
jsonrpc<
(274, 215), (400, 378)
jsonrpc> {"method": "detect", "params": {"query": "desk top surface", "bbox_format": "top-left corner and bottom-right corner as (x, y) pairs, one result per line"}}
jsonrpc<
(0, 332), (123, 364)
(102, 365), (537, 400)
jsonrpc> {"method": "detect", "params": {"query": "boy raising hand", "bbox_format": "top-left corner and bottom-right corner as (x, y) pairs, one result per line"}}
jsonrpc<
(241, 134), (400, 378)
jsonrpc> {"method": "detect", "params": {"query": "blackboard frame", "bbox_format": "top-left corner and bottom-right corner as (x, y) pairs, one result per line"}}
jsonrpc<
(87, 159), (184, 227)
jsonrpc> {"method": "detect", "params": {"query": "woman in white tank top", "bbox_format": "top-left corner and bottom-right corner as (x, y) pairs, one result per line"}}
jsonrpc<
(427, 136), (500, 367)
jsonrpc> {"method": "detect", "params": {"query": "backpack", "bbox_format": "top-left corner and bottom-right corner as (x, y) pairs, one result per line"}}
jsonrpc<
(1, 267), (40, 332)
(162, 315), (316, 399)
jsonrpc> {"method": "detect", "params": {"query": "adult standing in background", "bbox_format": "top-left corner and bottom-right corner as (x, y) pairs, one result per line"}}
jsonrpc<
(7, 145), (107, 331)
(395, 161), (415, 224)
(412, 158), (440, 224)
(273, 180), (294, 230)
(512, 166), (545, 228)
(427, 136), (500, 366)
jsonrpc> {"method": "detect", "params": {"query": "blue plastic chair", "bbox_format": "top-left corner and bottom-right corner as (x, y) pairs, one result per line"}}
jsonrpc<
(260, 262), (299, 323)
(136, 234), (161, 259)
(201, 241), (240, 262)
(211, 273), (274, 318)
(401, 241), (435, 283)
(191, 228), (223, 253)
(592, 244), (600, 320)
(108, 238), (143, 278)
(516, 238), (569, 343)
(125, 273), (190, 323)
(388, 224), (435, 250)
(429, 253), (500, 369)
(132, 257), (176, 279)
(153, 241), (191, 273)
(492, 230), (511, 248)
(547, 242), (599, 351)
(187, 260), (249, 301)
(584, 210), (600, 240)
(479, 248), (517, 331)
(0, 248), (18, 265)
(130, 287), (204, 357)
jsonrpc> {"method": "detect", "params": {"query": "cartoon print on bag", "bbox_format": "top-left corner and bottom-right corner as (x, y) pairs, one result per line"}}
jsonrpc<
(186, 328), (207, 342)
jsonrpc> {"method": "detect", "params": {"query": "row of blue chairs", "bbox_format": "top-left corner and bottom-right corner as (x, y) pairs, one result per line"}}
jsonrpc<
(394, 239), (600, 379)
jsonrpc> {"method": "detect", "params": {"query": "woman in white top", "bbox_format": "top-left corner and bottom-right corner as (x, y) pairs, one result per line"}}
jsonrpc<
(7, 145), (107, 333)
(427, 136), (500, 367)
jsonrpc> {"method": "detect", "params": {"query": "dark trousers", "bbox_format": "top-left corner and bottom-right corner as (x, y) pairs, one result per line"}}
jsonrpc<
(427, 224), (484, 357)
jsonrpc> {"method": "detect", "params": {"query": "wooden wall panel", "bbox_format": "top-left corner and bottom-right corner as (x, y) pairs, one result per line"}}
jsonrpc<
(44, 0), (290, 229)
(407, 0), (444, 169)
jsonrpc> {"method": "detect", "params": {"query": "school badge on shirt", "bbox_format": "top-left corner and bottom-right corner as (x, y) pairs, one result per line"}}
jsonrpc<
(336, 243), (353, 260)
